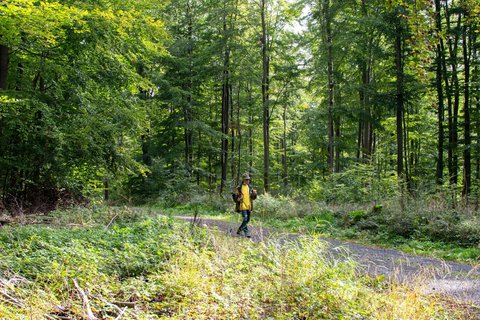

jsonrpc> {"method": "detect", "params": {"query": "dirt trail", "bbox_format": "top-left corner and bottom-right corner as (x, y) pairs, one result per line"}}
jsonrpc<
(177, 215), (480, 306)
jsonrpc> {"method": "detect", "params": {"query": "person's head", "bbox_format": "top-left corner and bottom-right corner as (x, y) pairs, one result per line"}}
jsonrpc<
(242, 173), (250, 184)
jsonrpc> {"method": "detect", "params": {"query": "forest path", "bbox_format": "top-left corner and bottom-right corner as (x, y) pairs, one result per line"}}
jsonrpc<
(175, 215), (480, 306)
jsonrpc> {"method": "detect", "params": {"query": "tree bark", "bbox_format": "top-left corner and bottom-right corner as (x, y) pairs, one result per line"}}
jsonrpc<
(261, 0), (270, 192)
(282, 102), (288, 191)
(323, 0), (335, 173)
(395, 20), (404, 181)
(185, 3), (194, 176)
(237, 85), (242, 183)
(445, 5), (461, 187)
(220, 3), (230, 193)
(0, 45), (7, 90)
(357, 0), (373, 161)
(434, 0), (444, 185)
(462, 21), (471, 197)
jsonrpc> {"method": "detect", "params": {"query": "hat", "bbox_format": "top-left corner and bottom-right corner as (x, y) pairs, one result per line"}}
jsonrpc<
(242, 173), (251, 180)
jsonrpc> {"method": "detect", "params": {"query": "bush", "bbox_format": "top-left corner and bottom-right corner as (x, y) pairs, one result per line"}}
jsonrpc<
(255, 193), (321, 219)
(303, 164), (399, 204)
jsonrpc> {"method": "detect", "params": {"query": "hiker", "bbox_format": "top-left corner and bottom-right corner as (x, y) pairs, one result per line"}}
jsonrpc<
(235, 173), (257, 238)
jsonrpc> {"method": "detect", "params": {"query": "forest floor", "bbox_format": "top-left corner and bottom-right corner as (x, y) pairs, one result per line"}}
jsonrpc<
(175, 214), (480, 307)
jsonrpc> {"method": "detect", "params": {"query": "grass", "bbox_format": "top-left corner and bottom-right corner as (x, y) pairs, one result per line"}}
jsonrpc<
(148, 194), (480, 265)
(0, 206), (472, 319)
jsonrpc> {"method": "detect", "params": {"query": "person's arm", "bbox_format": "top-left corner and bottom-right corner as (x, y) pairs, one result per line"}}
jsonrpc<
(250, 186), (257, 200)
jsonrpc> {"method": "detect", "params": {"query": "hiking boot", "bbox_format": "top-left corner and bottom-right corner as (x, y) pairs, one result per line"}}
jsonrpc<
(245, 230), (251, 238)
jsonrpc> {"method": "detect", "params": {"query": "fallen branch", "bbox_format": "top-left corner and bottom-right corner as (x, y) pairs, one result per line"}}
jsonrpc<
(72, 279), (97, 320)
(0, 289), (25, 308)
(105, 213), (119, 229)
(98, 297), (133, 319)
(115, 307), (128, 320)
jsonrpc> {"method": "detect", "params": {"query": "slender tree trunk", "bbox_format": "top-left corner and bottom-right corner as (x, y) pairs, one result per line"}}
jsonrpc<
(395, 20), (404, 181)
(261, 0), (270, 192)
(323, 0), (335, 172)
(237, 86), (241, 183)
(185, 3), (194, 175)
(357, 0), (372, 161)
(441, 36), (453, 191)
(246, 85), (254, 173)
(282, 102), (288, 191)
(334, 82), (342, 172)
(335, 117), (341, 172)
(0, 44), (7, 90)
(474, 34), (480, 208)
(249, 111), (253, 173)
(451, 15), (462, 187)
(197, 131), (201, 186)
(357, 120), (362, 160)
(462, 22), (471, 197)
(104, 181), (109, 202)
(220, 6), (230, 194)
(445, 6), (461, 187)
(434, 0), (444, 185)
(230, 84), (235, 182)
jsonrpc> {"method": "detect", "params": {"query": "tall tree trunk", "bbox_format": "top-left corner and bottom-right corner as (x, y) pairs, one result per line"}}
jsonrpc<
(0, 45), (7, 90)
(474, 33), (480, 208)
(246, 84), (254, 173)
(185, 3), (194, 176)
(335, 117), (341, 172)
(220, 6), (230, 194)
(230, 84), (235, 182)
(357, 0), (372, 161)
(451, 15), (462, 187)
(323, 0), (335, 172)
(282, 102), (288, 191)
(197, 131), (201, 186)
(261, 0), (270, 192)
(249, 111), (253, 173)
(237, 85), (242, 183)
(395, 22), (404, 181)
(445, 5), (461, 187)
(434, 0), (444, 185)
(462, 22), (471, 197)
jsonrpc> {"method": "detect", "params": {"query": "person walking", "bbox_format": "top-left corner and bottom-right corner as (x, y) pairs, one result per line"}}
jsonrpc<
(235, 173), (257, 238)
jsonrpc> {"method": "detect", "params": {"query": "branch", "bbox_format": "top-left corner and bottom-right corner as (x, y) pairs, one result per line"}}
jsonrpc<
(115, 307), (128, 320)
(105, 213), (118, 229)
(0, 290), (25, 308)
(72, 279), (97, 320)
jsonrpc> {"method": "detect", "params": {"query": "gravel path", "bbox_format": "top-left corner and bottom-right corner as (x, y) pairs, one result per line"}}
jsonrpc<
(177, 215), (480, 306)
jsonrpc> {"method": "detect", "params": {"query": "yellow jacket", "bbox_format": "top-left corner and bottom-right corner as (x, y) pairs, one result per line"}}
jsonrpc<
(235, 183), (257, 212)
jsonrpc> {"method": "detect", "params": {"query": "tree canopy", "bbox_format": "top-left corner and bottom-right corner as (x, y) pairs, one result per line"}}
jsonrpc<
(1, 0), (479, 211)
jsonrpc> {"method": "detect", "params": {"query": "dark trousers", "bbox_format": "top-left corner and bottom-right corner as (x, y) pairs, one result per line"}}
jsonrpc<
(237, 210), (251, 234)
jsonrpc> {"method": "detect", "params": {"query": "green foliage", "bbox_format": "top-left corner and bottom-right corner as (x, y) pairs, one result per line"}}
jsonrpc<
(254, 193), (326, 220)
(0, 208), (460, 318)
(304, 164), (399, 204)
(226, 194), (480, 263)
(0, 0), (168, 210)
(0, 211), (177, 281)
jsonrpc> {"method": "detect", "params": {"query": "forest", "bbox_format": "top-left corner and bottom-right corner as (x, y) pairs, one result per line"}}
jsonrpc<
(1, 0), (479, 209)
(1, 0), (480, 318)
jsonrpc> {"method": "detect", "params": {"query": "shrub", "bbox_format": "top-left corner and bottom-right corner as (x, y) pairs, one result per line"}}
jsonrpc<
(303, 165), (399, 204)
(255, 193), (321, 220)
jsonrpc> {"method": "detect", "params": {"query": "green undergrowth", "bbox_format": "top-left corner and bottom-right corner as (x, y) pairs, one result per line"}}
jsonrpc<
(0, 207), (468, 319)
(153, 193), (480, 264)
